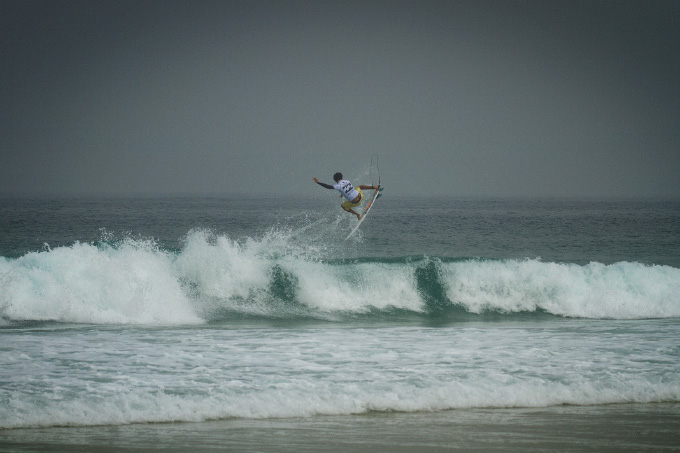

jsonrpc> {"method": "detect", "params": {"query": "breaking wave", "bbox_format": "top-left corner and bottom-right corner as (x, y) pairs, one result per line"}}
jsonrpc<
(1, 229), (679, 325)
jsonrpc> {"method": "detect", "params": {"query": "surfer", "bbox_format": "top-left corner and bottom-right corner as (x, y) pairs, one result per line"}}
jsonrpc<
(313, 173), (378, 220)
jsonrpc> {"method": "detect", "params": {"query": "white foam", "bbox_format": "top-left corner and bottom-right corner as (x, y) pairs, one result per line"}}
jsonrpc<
(442, 259), (680, 318)
(0, 240), (200, 325)
(174, 230), (271, 302)
(292, 260), (422, 313)
(5, 377), (678, 429)
(1, 324), (678, 428)
(173, 230), (423, 315)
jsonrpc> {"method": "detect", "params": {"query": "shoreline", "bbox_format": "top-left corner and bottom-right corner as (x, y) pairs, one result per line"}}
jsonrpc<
(2, 403), (679, 452)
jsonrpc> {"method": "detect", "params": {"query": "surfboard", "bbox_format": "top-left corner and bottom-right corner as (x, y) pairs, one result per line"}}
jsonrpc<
(345, 187), (383, 240)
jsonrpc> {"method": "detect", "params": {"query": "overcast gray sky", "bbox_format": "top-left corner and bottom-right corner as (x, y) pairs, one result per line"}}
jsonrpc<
(2, 0), (679, 197)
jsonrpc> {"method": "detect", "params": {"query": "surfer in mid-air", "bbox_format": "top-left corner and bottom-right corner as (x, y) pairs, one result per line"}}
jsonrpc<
(313, 173), (379, 220)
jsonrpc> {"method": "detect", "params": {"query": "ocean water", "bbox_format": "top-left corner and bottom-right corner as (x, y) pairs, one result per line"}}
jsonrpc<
(1, 195), (679, 447)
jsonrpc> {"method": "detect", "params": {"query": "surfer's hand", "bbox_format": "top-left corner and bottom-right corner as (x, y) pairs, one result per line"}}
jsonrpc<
(313, 177), (319, 183)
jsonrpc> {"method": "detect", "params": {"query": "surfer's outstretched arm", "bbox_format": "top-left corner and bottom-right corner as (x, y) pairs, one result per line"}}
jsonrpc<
(358, 185), (379, 190)
(313, 177), (334, 190)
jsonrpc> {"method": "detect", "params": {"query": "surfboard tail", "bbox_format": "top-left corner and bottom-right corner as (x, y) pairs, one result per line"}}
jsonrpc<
(345, 186), (383, 240)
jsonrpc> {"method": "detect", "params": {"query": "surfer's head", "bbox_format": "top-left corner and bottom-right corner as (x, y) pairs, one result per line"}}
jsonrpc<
(333, 172), (343, 182)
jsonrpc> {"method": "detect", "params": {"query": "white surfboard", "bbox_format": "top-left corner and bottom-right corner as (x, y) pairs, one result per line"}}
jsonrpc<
(345, 187), (383, 240)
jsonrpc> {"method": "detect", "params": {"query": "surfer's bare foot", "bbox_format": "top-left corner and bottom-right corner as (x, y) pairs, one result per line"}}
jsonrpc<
(355, 213), (361, 221)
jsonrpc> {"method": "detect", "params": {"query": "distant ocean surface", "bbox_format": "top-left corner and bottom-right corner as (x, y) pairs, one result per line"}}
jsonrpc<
(1, 195), (679, 440)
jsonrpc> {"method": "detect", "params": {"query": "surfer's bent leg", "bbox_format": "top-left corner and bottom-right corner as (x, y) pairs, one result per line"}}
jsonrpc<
(341, 201), (360, 219)
(341, 196), (362, 220)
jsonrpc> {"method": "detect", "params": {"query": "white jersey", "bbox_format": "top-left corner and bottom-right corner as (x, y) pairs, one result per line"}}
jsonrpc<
(333, 179), (360, 201)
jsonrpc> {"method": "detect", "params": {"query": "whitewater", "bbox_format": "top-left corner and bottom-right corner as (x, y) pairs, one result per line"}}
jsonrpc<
(1, 196), (679, 434)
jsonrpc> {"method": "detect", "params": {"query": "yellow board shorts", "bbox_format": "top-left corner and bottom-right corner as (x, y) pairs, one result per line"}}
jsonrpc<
(341, 187), (363, 211)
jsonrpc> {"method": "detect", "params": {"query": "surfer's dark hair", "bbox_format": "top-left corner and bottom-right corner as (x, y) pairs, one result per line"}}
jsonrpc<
(333, 172), (343, 182)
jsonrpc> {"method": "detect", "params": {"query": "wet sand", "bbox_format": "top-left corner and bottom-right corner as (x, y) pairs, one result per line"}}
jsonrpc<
(2, 403), (679, 452)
